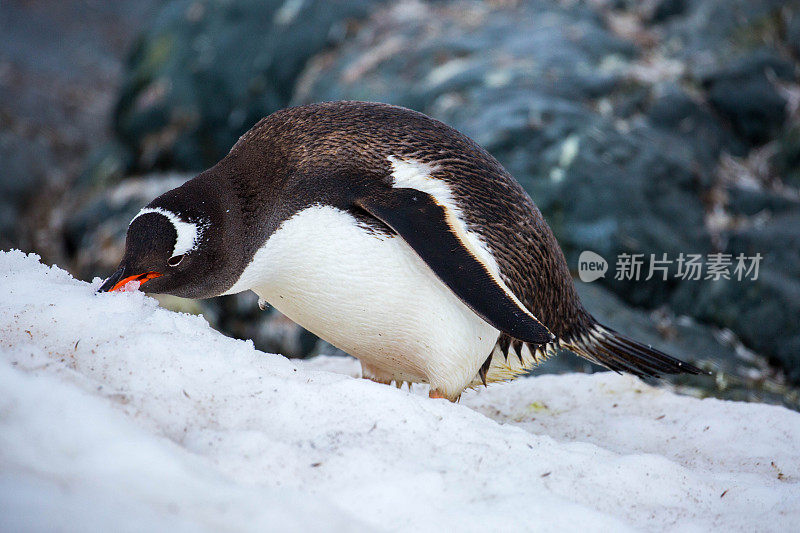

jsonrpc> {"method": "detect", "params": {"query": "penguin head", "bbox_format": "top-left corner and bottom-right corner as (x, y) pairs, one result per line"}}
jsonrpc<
(98, 182), (233, 299)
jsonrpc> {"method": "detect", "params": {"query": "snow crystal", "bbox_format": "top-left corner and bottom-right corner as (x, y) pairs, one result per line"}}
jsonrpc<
(1, 250), (798, 532)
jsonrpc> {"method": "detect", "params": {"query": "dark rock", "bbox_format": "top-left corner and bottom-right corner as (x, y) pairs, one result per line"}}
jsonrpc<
(647, 86), (746, 160)
(671, 211), (800, 380)
(727, 187), (798, 217)
(661, 0), (789, 65)
(78, 141), (135, 189)
(0, 129), (49, 250)
(789, 11), (800, 58)
(672, 268), (800, 381)
(114, 0), (381, 172)
(728, 211), (800, 281)
(650, 0), (687, 23)
(771, 125), (800, 187)
(703, 51), (791, 145)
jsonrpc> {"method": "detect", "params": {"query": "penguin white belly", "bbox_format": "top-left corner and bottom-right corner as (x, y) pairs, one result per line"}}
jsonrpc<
(224, 205), (499, 395)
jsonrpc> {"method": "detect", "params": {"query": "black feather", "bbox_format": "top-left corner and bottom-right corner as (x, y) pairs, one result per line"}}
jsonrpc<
(567, 323), (706, 378)
(478, 353), (492, 387)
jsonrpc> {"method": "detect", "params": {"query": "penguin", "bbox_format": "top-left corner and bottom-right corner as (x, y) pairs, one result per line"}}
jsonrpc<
(98, 101), (704, 401)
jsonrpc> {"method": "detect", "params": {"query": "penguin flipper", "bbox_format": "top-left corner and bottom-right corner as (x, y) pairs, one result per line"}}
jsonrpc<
(355, 188), (553, 345)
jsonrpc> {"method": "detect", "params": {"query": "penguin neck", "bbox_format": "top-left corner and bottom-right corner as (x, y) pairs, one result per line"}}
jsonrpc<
(198, 150), (294, 295)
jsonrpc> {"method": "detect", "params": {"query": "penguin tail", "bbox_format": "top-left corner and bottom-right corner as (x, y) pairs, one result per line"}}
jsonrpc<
(562, 322), (707, 378)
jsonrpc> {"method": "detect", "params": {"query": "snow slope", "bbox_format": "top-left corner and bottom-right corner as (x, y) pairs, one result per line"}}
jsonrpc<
(1, 250), (798, 532)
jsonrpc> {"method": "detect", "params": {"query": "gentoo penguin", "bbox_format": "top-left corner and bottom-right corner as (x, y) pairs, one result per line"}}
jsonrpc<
(98, 101), (703, 401)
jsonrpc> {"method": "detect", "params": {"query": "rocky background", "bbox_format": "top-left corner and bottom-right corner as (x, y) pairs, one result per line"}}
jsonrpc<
(2, 0), (799, 408)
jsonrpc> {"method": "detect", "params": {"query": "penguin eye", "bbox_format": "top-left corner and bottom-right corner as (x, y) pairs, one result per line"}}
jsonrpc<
(167, 255), (184, 267)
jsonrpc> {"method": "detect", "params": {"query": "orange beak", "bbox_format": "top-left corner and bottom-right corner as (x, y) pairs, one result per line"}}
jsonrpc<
(98, 268), (161, 292)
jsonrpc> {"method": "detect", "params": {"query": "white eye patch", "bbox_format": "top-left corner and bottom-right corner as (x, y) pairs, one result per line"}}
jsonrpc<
(130, 207), (204, 257)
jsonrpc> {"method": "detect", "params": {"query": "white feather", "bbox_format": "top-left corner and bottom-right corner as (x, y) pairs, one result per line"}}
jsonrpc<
(223, 204), (499, 397)
(131, 207), (204, 257)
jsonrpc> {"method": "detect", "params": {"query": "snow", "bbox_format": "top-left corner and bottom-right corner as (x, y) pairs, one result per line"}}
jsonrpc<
(1, 250), (798, 532)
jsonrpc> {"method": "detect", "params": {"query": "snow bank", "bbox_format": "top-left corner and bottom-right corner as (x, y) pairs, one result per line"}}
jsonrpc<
(1, 250), (798, 532)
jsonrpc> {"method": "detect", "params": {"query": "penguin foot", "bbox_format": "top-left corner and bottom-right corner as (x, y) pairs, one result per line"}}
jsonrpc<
(429, 389), (460, 402)
(360, 361), (393, 385)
